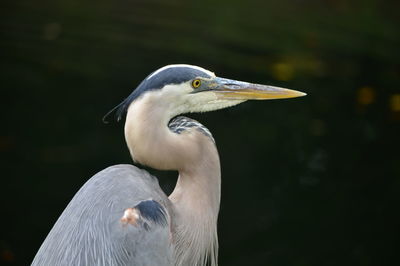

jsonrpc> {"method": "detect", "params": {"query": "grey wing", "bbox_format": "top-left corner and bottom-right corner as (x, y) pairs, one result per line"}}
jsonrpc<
(32, 165), (173, 266)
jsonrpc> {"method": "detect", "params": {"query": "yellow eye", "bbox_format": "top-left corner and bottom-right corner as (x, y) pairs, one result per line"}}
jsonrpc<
(192, 79), (201, 88)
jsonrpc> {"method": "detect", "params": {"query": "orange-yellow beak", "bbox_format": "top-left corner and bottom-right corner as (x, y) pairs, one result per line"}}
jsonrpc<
(210, 77), (306, 100)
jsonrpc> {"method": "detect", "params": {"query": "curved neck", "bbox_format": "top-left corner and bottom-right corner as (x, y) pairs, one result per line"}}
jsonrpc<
(124, 97), (220, 266)
(169, 151), (220, 266)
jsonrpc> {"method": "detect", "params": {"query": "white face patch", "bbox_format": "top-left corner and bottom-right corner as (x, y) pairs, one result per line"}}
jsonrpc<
(136, 81), (246, 117)
(146, 64), (215, 81)
(184, 91), (246, 113)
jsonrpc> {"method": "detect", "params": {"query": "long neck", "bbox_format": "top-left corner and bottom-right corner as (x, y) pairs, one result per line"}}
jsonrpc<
(125, 97), (221, 266)
(169, 143), (220, 266)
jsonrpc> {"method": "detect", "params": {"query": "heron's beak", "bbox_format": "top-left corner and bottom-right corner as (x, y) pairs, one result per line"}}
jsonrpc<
(211, 77), (306, 100)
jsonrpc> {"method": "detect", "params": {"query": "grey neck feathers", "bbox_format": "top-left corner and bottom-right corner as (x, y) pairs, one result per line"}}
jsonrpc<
(125, 99), (221, 266)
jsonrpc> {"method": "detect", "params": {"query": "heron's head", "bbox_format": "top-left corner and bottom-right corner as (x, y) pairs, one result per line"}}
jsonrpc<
(106, 64), (305, 121)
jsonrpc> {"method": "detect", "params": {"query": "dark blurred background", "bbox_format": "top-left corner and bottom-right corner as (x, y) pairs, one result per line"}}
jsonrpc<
(1, 0), (400, 265)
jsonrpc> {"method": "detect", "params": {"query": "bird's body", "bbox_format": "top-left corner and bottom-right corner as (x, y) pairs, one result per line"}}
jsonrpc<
(32, 165), (173, 265)
(32, 65), (305, 266)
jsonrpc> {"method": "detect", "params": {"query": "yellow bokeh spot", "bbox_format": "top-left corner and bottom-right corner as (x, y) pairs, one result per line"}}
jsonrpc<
(357, 87), (375, 105)
(271, 62), (294, 81)
(390, 94), (400, 112)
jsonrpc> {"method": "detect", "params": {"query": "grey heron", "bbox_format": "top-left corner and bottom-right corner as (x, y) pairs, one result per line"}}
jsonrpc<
(32, 64), (305, 266)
